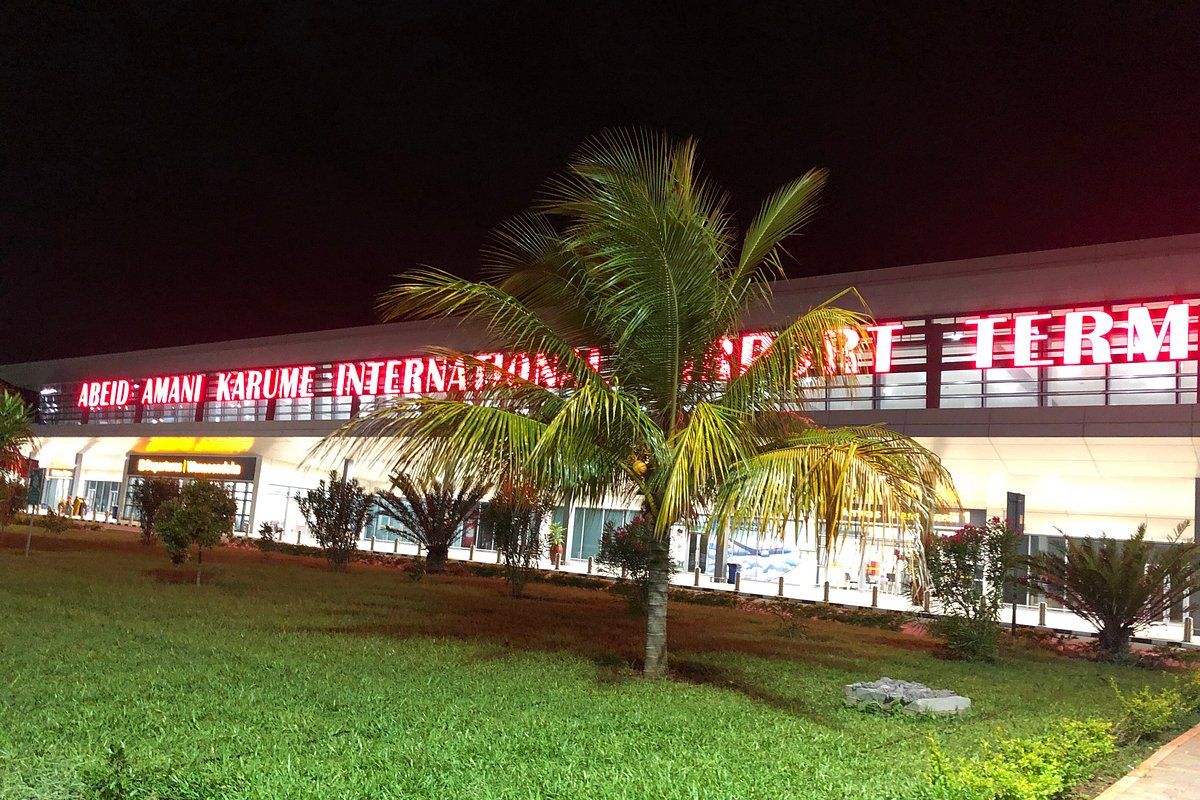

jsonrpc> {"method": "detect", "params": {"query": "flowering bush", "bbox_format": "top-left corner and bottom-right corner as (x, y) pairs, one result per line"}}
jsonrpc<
(597, 516), (672, 614)
(924, 517), (1021, 660)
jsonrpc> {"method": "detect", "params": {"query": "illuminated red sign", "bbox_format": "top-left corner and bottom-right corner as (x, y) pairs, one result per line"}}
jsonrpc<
(963, 302), (1194, 369)
(67, 299), (1199, 411)
(215, 366), (315, 402)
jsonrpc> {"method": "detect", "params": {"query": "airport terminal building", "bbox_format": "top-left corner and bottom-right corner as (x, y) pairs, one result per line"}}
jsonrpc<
(4, 234), (1200, 603)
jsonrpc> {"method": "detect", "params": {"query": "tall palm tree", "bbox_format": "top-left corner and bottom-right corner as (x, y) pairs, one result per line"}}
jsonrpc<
(0, 392), (34, 475)
(319, 130), (953, 677)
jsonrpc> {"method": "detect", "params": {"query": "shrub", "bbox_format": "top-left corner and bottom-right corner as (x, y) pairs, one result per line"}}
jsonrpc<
(1021, 522), (1200, 660)
(924, 517), (1021, 661)
(297, 471), (375, 571)
(155, 481), (237, 584)
(255, 522), (281, 554)
(42, 510), (73, 533)
(926, 718), (1115, 800)
(927, 615), (999, 663)
(0, 475), (26, 528)
(1176, 669), (1200, 711)
(597, 515), (671, 614)
(483, 481), (553, 598)
(129, 477), (181, 545)
(1111, 680), (1183, 744)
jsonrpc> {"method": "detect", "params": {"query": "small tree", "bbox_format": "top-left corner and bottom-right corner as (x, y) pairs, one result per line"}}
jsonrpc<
(483, 482), (553, 597)
(130, 478), (181, 545)
(0, 392), (33, 475)
(297, 471), (375, 571)
(1023, 522), (1200, 660)
(155, 481), (237, 585)
(374, 471), (487, 573)
(924, 516), (1021, 660)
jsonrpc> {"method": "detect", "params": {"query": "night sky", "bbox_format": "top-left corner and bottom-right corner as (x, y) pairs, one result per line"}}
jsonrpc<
(4, 2), (1200, 364)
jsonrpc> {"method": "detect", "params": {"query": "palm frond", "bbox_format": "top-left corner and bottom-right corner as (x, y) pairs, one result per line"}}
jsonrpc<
(719, 168), (828, 324)
(713, 425), (954, 555)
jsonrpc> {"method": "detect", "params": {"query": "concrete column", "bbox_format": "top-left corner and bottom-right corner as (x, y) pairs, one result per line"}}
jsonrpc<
(69, 452), (84, 503)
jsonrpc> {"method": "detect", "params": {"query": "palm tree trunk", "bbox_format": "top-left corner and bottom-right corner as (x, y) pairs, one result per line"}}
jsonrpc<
(426, 542), (449, 573)
(644, 562), (669, 677)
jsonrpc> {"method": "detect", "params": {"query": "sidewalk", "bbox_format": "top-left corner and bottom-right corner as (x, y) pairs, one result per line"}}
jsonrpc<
(1094, 723), (1200, 799)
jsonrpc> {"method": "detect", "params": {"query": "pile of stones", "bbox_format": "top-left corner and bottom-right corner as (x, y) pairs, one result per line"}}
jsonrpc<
(844, 677), (971, 715)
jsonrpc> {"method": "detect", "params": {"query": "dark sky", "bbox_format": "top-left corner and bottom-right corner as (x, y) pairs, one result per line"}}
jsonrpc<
(4, 2), (1200, 363)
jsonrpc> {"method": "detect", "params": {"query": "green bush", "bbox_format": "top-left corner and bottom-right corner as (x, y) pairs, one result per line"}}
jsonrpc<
(1111, 680), (1182, 744)
(926, 718), (1114, 800)
(1176, 669), (1200, 711)
(927, 615), (1000, 662)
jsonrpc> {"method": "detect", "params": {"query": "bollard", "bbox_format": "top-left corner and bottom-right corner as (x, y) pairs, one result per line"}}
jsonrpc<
(694, 567), (701, 586)
(1038, 601), (1047, 627)
(922, 592), (931, 613)
(1184, 617), (1193, 644)
(393, 537), (399, 554)
(871, 585), (879, 608)
(370, 536), (376, 552)
(621, 565), (627, 580)
(296, 529), (302, 545)
(469, 544), (475, 561)
(734, 572), (741, 594)
(496, 548), (503, 564)
(1011, 602), (1018, 635)
(417, 543), (423, 558)
(823, 580), (830, 603)
(554, 553), (561, 570)
(777, 576), (785, 597)
(587, 556), (593, 574)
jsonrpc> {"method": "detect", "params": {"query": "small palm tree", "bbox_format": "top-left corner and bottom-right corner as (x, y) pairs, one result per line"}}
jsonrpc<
(319, 130), (953, 677)
(1023, 522), (1200, 659)
(0, 392), (34, 475)
(374, 471), (489, 572)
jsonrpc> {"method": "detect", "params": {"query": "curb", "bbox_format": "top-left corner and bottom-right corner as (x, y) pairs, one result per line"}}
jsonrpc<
(1092, 722), (1200, 799)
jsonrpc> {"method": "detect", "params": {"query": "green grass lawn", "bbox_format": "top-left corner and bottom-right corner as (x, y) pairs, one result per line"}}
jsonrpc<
(0, 528), (1192, 799)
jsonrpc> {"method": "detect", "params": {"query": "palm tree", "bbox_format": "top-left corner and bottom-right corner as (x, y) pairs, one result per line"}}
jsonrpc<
(374, 471), (489, 572)
(0, 391), (33, 475)
(319, 130), (953, 677)
(1023, 522), (1200, 659)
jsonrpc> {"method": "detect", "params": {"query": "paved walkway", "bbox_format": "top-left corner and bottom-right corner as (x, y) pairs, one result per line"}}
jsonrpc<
(1095, 723), (1200, 799)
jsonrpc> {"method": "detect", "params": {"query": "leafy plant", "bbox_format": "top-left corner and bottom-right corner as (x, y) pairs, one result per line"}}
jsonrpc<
(0, 475), (27, 528)
(598, 516), (672, 615)
(41, 510), (72, 533)
(297, 471), (376, 571)
(483, 481), (553, 597)
(0, 391), (33, 475)
(129, 477), (181, 546)
(1110, 680), (1183, 744)
(374, 470), (487, 573)
(924, 517), (1021, 661)
(1021, 522), (1200, 659)
(155, 481), (237, 584)
(315, 130), (954, 676)
(926, 718), (1115, 800)
(255, 521), (281, 554)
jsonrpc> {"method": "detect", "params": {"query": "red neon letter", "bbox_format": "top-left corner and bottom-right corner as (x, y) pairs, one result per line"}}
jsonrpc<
(1063, 310), (1114, 365)
(868, 323), (903, 373)
(964, 318), (1004, 369)
(1014, 313), (1053, 367)
(1126, 303), (1191, 361)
